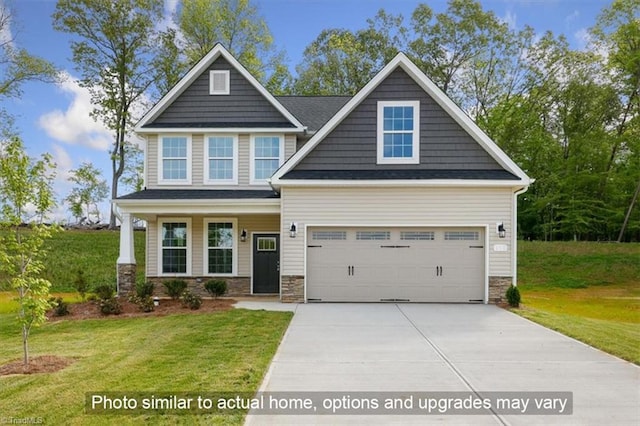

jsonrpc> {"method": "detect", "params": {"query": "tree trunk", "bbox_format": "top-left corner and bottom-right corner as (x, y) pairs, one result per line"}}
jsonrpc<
(22, 324), (29, 366)
(617, 177), (640, 243)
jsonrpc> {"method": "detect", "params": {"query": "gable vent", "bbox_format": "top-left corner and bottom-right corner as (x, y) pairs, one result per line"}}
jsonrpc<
(209, 70), (230, 95)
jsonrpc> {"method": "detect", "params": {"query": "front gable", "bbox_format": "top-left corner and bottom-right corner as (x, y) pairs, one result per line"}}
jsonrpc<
(135, 44), (304, 132)
(271, 53), (531, 186)
(292, 67), (504, 172)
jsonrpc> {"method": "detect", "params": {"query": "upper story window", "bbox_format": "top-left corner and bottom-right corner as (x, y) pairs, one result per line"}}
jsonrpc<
(209, 70), (230, 95)
(206, 135), (238, 184)
(251, 135), (283, 184)
(159, 135), (191, 184)
(377, 101), (420, 164)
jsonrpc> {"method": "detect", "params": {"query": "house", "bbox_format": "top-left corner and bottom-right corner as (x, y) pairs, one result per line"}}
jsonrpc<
(112, 44), (531, 304)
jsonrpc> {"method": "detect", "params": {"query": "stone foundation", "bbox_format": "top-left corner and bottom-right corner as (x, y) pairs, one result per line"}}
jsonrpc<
(489, 276), (513, 304)
(147, 277), (251, 298)
(117, 263), (136, 296)
(281, 275), (304, 303)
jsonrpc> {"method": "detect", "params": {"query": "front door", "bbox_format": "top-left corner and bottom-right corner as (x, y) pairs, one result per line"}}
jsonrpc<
(253, 234), (280, 293)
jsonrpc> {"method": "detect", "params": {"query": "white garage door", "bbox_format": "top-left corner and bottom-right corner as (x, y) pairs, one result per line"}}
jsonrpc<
(306, 227), (485, 303)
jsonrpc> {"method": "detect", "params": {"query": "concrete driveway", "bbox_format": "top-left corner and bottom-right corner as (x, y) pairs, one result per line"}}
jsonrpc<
(245, 303), (639, 425)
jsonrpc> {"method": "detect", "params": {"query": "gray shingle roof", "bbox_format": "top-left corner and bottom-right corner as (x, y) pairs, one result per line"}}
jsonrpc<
(117, 189), (280, 200)
(281, 170), (520, 180)
(276, 96), (351, 132)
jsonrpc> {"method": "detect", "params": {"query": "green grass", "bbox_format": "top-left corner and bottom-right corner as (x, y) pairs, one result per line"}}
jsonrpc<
(0, 308), (293, 425)
(0, 229), (145, 292)
(516, 241), (640, 364)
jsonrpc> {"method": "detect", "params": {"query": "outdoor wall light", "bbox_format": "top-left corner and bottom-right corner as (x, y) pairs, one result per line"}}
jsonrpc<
(497, 222), (506, 238)
(289, 222), (297, 238)
(240, 229), (247, 242)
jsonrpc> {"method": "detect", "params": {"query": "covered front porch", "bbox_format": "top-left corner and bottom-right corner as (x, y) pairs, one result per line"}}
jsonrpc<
(112, 189), (282, 298)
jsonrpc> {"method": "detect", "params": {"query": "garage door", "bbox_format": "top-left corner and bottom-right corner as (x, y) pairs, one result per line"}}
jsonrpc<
(306, 227), (485, 303)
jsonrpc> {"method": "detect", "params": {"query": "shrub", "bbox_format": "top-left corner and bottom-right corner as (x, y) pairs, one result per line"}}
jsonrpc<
(99, 297), (122, 315)
(49, 297), (70, 317)
(204, 279), (227, 299)
(128, 294), (155, 312)
(73, 269), (89, 301)
(135, 280), (155, 299)
(93, 283), (115, 300)
(163, 279), (188, 300)
(181, 290), (202, 310)
(506, 285), (521, 308)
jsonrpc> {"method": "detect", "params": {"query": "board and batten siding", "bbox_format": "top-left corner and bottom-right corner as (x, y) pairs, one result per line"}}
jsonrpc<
(147, 214), (279, 277)
(280, 186), (514, 277)
(145, 133), (297, 189)
(293, 68), (503, 172)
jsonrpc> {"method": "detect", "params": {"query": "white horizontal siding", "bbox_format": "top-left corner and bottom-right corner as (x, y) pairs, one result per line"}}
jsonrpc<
(146, 135), (158, 188)
(281, 186), (514, 277)
(238, 134), (250, 186)
(239, 215), (280, 275)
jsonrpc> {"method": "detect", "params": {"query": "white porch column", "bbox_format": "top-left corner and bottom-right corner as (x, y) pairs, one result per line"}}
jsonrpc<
(117, 212), (136, 265)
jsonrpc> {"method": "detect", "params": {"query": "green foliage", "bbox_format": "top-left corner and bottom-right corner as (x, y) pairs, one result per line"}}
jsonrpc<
(92, 284), (115, 300)
(128, 294), (154, 313)
(135, 280), (154, 299)
(64, 162), (109, 224)
(0, 136), (59, 366)
(181, 290), (202, 310)
(49, 297), (70, 317)
(52, 0), (163, 227)
(204, 279), (228, 299)
(73, 269), (89, 301)
(99, 297), (122, 315)
(505, 285), (521, 308)
(163, 279), (187, 300)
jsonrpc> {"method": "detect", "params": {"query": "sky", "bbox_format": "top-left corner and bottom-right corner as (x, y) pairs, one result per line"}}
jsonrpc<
(3, 0), (609, 223)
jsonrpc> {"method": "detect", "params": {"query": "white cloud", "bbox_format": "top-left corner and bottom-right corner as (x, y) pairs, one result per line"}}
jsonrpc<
(565, 10), (580, 25)
(574, 28), (591, 51)
(51, 143), (73, 181)
(156, 0), (180, 32)
(0, 0), (14, 48)
(38, 72), (112, 151)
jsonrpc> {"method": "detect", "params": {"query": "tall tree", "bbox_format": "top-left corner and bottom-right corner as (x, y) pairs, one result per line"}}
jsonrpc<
(0, 2), (58, 99)
(154, 0), (289, 96)
(0, 136), (59, 367)
(294, 10), (405, 95)
(65, 162), (109, 224)
(52, 0), (164, 228)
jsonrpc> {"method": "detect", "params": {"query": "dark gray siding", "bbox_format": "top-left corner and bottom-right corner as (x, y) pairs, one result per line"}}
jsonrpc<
(294, 67), (503, 171)
(149, 57), (293, 127)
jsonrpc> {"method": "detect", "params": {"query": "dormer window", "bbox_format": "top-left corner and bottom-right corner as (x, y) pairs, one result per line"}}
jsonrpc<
(209, 70), (230, 95)
(377, 101), (420, 164)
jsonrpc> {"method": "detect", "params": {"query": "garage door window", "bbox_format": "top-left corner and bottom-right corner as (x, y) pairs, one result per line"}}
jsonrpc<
(312, 231), (347, 240)
(444, 231), (480, 240)
(401, 231), (435, 240)
(356, 231), (390, 240)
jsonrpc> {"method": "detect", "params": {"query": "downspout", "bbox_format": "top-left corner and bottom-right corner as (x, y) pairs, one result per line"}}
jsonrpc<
(512, 185), (531, 287)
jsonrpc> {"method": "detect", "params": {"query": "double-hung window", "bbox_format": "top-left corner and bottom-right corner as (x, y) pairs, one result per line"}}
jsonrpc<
(251, 135), (283, 184)
(159, 135), (191, 184)
(206, 135), (237, 184)
(377, 101), (420, 164)
(159, 219), (191, 275)
(205, 219), (237, 275)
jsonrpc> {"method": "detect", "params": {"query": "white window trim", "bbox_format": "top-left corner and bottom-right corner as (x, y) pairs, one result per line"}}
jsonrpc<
(250, 134), (284, 185)
(203, 218), (238, 277)
(204, 134), (238, 185)
(158, 134), (192, 185)
(376, 100), (420, 165)
(158, 217), (192, 276)
(209, 70), (230, 95)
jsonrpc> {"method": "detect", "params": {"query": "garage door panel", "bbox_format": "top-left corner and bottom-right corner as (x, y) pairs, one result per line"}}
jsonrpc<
(306, 227), (485, 303)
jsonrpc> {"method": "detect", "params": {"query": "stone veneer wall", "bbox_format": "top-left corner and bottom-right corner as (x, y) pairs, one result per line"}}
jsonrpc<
(488, 276), (513, 304)
(281, 275), (304, 303)
(147, 277), (251, 298)
(117, 264), (136, 296)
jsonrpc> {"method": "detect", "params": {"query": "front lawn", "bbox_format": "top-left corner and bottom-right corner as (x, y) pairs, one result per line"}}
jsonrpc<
(0, 308), (293, 424)
(516, 241), (640, 364)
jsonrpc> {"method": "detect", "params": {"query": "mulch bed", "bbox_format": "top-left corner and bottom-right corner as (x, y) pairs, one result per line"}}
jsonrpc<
(0, 297), (236, 376)
(48, 297), (236, 321)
